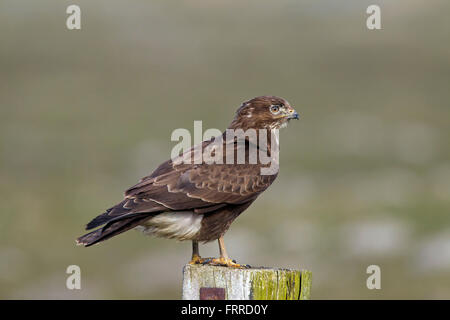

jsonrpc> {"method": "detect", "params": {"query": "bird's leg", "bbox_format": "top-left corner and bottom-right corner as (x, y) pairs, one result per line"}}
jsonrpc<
(189, 241), (204, 264)
(218, 236), (230, 261)
(205, 236), (250, 268)
(192, 240), (200, 258)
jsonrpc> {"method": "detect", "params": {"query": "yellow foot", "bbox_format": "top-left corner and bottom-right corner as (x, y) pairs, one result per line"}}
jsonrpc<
(189, 254), (207, 265)
(201, 257), (251, 268)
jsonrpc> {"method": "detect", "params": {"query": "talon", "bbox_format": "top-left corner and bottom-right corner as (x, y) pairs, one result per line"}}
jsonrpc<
(205, 257), (249, 268)
(189, 254), (205, 265)
(190, 255), (219, 265)
(201, 258), (214, 264)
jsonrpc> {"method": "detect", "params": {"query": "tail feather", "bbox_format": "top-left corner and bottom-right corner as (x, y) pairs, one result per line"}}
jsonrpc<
(85, 199), (165, 230)
(77, 214), (150, 247)
(85, 200), (129, 230)
(85, 208), (114, 230)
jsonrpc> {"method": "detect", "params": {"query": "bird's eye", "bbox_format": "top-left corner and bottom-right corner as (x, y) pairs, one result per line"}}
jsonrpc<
(270, 105), (281, 115)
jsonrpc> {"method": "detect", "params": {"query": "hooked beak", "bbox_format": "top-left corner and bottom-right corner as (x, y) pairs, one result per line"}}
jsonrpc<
(287, 109), (300, 120)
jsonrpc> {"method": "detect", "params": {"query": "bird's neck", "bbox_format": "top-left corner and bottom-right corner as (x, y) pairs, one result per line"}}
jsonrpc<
(221, 127), (278, 154)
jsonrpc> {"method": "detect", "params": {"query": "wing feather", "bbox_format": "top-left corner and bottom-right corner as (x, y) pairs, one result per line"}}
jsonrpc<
(87, 136), (277, 231)
(125, 138), (277, 207)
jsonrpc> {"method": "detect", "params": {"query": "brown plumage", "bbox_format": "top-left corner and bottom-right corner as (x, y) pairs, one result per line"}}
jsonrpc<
(77, 95), (299, 267)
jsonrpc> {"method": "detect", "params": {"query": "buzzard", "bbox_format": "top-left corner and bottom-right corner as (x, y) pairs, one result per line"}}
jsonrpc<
(77, 96), (299, 267)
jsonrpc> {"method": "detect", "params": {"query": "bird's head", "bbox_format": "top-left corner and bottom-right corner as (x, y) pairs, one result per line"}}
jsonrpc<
(228, 96), (299, 130)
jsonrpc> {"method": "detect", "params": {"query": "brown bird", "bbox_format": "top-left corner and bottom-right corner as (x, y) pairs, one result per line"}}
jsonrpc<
(77, 96), (299, 267)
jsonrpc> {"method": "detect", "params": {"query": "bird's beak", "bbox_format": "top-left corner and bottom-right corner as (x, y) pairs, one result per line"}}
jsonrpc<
(286, 108), (300, 120)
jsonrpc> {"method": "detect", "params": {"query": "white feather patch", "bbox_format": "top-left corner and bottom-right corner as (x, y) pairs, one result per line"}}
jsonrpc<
(135, 211), (202, 241)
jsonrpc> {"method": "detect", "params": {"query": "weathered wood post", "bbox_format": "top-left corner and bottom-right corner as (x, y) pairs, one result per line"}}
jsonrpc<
(182, 264), (312, 300)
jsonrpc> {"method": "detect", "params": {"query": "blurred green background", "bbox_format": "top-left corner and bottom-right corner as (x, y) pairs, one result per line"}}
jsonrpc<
(1, 0), (449, 299)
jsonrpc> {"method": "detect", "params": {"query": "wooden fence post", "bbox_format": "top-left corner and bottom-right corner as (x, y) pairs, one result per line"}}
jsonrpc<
(182, 264), (312, 300)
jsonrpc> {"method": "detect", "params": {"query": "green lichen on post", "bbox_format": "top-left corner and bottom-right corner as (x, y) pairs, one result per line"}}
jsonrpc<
(286, 270), (301, 300)
(250, 268), (311, 300)
(182, 264), (312, 300)
(299, 270), (312, 300)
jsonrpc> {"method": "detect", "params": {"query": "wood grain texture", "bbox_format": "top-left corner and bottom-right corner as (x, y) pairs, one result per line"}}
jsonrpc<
(182, 264), (312, 300)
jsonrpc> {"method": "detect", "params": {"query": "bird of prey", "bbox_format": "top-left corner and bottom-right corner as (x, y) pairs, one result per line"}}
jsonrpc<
(77, 96), (299, 267)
